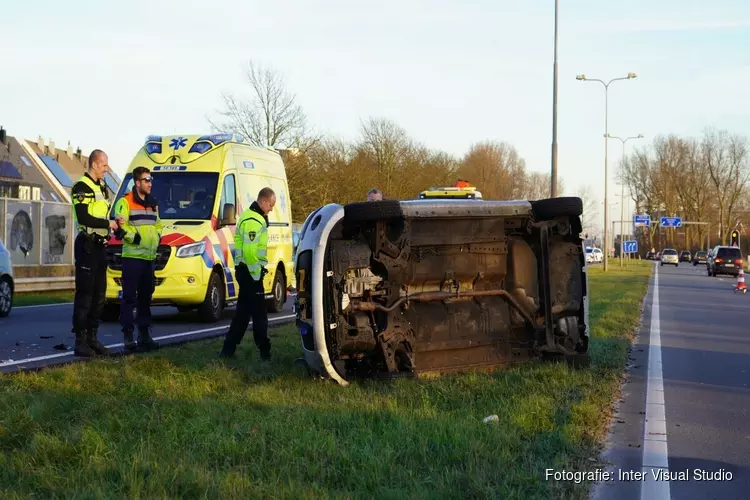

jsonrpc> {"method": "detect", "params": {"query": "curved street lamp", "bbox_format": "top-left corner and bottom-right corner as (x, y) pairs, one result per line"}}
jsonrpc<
(576, 72), (638, 272)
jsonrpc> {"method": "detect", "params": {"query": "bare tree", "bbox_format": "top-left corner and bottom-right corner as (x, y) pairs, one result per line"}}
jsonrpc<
(457, 141), (528, 200)
(358, 118), (411, 196)
(209, 61), (318, 150)
(575, 184), (600, 237)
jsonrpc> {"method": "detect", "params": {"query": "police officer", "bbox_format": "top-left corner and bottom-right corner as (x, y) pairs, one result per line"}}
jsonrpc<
(71, 149), (121, 357)
(220, 187), (276, 360)
(113, 166), (162, 352)
(367, 188), (383, 201)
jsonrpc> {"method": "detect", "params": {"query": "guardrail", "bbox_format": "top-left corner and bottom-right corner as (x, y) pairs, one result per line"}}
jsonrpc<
(15, 277), (75, 293)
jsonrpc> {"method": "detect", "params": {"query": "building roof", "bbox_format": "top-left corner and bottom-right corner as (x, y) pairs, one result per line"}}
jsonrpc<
(0, 135), (63, 202)
(26, 138), (121, 197)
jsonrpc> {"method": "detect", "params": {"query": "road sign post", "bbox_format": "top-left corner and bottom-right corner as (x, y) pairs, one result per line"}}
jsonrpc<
(660, 216), (682, 228)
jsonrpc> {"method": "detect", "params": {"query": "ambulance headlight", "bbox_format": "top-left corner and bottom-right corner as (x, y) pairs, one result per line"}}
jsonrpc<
(176, 241), (206, 258)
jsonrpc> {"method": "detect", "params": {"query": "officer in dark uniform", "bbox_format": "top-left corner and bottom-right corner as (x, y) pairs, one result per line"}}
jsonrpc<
(71, 149), (121, 357)
(220, 187), (276, 360)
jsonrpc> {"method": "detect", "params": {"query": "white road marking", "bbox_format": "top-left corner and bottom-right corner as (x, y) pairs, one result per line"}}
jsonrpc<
(641, 263), (671, 499)
(0, 313), (296, 368)
(13, 293), (298, 310)
(15, 302), (73, 309)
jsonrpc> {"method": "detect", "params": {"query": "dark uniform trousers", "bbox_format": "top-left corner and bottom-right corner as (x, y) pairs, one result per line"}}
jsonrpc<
(120, 258), (156, 332)
(222, 264), (270, 355)
(72, 232), (108, 333)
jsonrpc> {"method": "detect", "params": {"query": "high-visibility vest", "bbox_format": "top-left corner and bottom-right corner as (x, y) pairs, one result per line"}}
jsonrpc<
(114, 191), (163, 261)
(72, 175), (111, 238)
(234, 208), (268, 280)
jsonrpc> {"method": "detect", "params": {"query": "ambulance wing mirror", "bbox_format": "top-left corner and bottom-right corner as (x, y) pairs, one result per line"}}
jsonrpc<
(221, 203), (236, 226)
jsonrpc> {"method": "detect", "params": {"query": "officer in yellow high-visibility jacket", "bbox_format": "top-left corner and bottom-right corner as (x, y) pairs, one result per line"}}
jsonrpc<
(220, 187), (276, 360)
(113, 166), (162, 352)
(71, 149), (122, 357)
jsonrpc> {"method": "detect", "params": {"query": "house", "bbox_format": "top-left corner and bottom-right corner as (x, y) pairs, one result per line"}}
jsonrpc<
(26, 136), (121, 197)
(0, 127), (65, 202)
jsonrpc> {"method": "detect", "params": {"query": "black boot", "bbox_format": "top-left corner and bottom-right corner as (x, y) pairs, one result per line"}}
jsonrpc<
(137, 327), (159, 351)
(123, 328), (137, 352)
(87, 328), (110, 356)
(74, 330), (96, 357)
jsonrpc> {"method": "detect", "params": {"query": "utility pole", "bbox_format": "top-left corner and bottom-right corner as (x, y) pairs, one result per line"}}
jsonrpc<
(550, 0), (559, 198)
(607, 134), (644, 266)
(576, 72), (638, 272)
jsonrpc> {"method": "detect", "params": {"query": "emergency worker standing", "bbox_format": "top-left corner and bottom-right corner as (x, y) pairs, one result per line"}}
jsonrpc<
(113, 166), (162, 351)
(220, 187), (276, 360)
(71, 149), (121, 357)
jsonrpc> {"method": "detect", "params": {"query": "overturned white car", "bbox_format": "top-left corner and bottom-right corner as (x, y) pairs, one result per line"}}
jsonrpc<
(293, 197), (589, 385)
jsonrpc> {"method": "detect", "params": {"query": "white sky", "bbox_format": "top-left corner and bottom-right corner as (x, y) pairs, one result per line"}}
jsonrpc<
(2, 0), (749, 229)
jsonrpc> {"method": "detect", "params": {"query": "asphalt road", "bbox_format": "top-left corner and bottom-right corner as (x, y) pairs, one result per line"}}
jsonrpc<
(595, 261), (750, 500)
(0, 297), (296, 373)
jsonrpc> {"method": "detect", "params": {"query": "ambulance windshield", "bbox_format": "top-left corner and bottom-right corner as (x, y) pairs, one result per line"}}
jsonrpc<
(111, 172), (219, 220)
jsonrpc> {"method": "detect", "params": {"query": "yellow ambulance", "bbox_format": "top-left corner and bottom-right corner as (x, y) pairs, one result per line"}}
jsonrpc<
(103, 133), (295, 322)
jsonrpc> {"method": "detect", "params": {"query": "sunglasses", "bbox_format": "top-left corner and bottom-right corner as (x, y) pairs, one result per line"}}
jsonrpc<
(138, 176), (153, 183)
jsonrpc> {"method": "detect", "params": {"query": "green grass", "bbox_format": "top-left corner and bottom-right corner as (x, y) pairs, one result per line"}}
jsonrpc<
(14, 291), (74, 307)
(0, 262), (652, 499)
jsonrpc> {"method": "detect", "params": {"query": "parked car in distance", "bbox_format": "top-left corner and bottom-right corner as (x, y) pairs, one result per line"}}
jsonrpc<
(661, 248), (679, 266)
(692, 250), (708, 266)
(707, 245), (743, 277)
(679, 250), (691, 262)
(0, 239), (14, 317)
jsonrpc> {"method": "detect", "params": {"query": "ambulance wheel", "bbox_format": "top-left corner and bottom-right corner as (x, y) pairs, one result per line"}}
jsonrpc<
(266, 270), (285, 313)
(198, 272), (224, 323)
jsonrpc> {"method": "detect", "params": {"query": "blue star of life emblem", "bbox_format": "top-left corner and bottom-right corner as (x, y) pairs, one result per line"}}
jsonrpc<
(169, 137), (187, 150)
(279, 189), (287, 212)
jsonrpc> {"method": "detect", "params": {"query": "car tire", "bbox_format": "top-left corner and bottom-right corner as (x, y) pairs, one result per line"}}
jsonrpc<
(266, 269), (286, 313)
(531, 196), (583, 220)
(197, 271), (224, 323)
(0, 277), (12, 318)
(344, 200), (403, 222)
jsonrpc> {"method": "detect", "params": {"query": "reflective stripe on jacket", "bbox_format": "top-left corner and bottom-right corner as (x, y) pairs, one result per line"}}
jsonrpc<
(73, 175), (111, 237)
(115, 191), (163, 261)
(234, 207), (268, 280)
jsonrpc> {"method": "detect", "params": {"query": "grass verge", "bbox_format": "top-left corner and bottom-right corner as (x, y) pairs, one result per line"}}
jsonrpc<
(0, 262), (652, 499)
(14, 291), (74, 307)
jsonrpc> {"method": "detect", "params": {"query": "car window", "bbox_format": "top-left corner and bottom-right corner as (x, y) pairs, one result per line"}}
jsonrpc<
(663, 249), (677, 255)
(717, 248), (742, 259)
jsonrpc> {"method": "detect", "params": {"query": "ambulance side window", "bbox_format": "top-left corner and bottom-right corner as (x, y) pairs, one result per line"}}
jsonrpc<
(220, 174), (237, 225)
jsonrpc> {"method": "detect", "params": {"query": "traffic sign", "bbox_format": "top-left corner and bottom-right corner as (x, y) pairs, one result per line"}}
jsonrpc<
(660, 216), (682, 228)
(623, 240), (638, 253)
(633, 215), (650, 226)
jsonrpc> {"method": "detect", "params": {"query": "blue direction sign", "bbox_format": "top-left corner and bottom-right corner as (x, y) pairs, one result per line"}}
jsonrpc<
(623, 240), (638, 253)
(633, 214), (650, 226)
(660, 216), (682, 228)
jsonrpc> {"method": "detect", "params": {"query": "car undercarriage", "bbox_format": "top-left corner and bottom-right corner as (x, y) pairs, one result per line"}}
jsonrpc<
(294, 197), (589, 385)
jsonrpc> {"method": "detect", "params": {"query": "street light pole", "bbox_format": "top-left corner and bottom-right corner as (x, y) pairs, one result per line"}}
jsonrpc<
(550, 0), (559, 198)
(607, 133), (644, 267)
(576, 72), (638, 272)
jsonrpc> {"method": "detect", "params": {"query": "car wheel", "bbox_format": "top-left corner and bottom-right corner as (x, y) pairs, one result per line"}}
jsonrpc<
(0, 278), (12, 318)
(344, 200), (403, 222)
(197, 271), (224, 322)
(266, 269), (286, 313)
(531, 197), (583, 220)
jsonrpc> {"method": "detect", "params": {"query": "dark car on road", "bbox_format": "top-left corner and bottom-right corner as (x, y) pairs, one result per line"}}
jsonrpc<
(679, 250), (691, 262)
(707, 246), (743, 277)
(692, 250), (708, 266)
(645, 251), (655, 260)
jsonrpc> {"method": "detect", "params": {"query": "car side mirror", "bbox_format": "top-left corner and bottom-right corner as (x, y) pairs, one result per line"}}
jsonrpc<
(221, 203), (236, 226)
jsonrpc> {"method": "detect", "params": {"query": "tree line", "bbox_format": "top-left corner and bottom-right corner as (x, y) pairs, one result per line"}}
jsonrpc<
(209, 60), (601, 225)
(622, 128), (750, 254)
